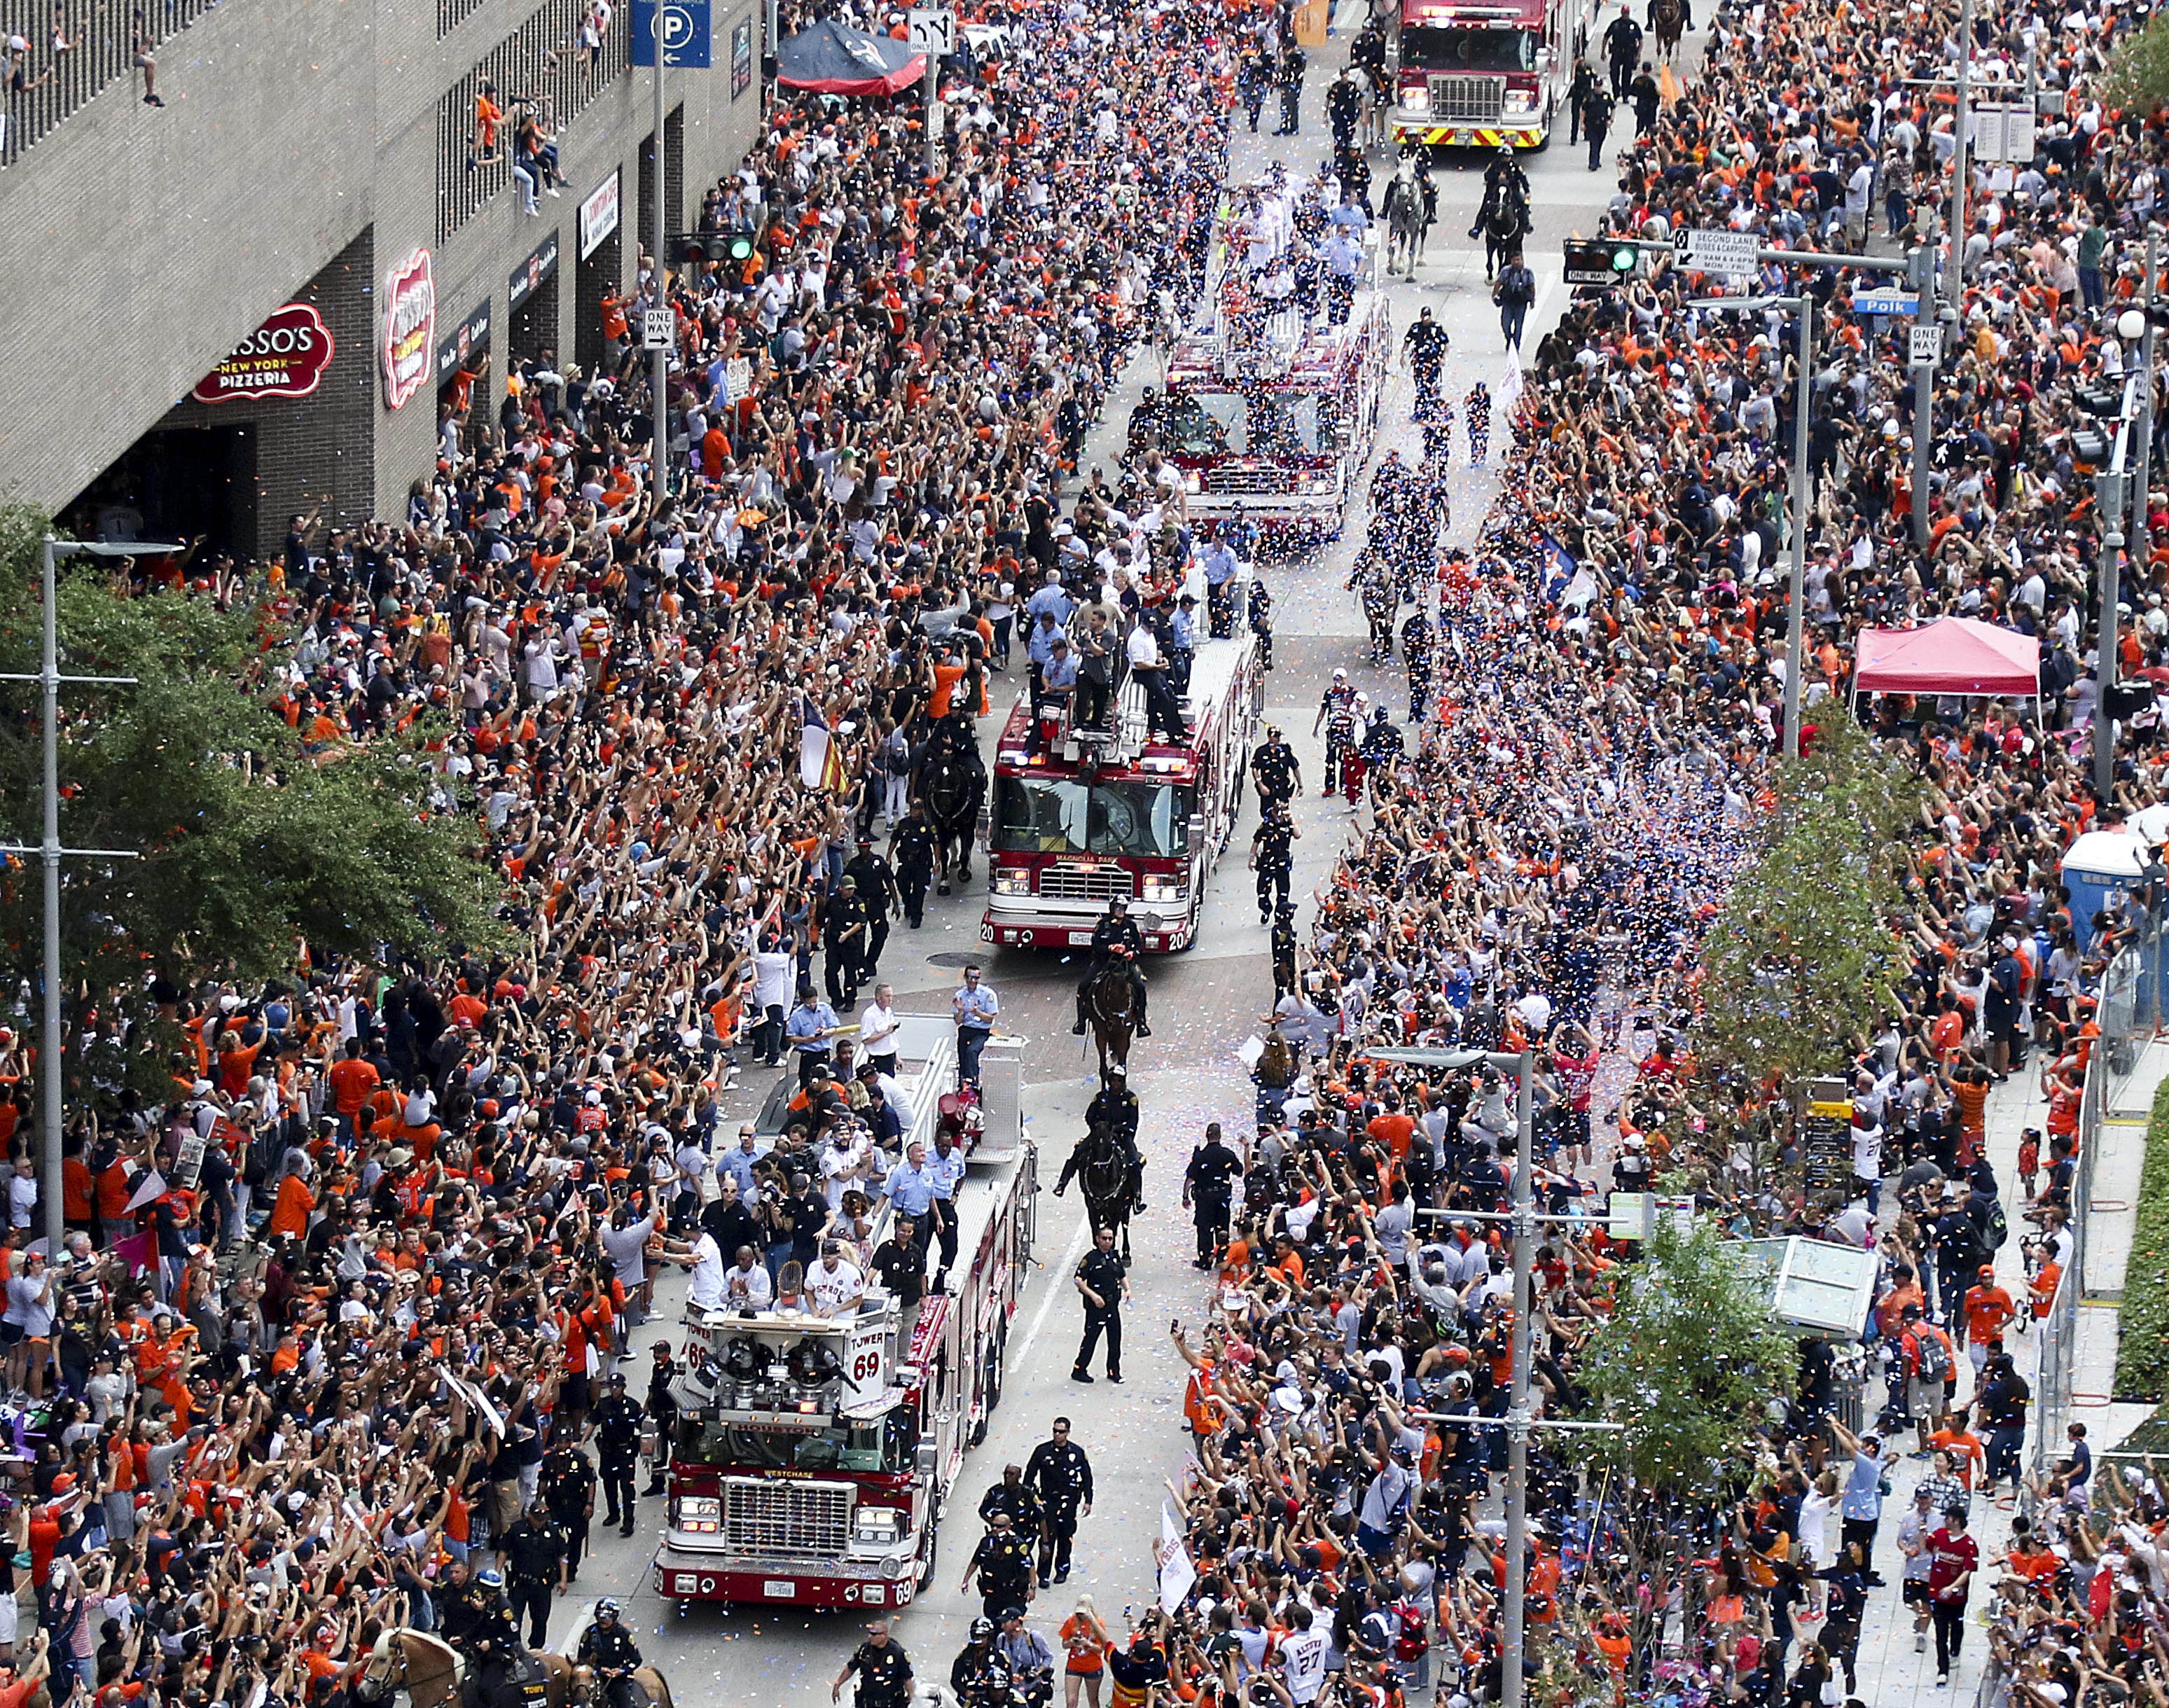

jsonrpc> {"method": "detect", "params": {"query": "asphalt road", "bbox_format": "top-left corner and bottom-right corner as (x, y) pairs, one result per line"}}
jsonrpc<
(522, 19), (1669, 1701)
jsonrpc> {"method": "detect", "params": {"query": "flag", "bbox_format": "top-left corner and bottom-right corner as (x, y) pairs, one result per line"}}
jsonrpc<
(1494, 347), (1524, 452)
(125, 1169), (168, 1214)
(1157, 1503), (1197, 1614)
(1539, 536), (1578, 604)
(1658, 60), (1683, 107)
(798, 694), (831, 791)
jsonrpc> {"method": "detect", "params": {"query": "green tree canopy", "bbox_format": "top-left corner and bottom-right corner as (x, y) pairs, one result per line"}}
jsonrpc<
(2103, 12), (2169, 116)
(1696, 714), (1922, 1092)
(0, 506), (506, 1022)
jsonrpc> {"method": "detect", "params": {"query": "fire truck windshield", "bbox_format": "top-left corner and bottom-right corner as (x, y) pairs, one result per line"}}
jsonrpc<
(675, 1412), (916, 1474)
(1167, 392), (1336, 457)
(1401, 25), (1537, 69)
(994, 777), (1192, 859)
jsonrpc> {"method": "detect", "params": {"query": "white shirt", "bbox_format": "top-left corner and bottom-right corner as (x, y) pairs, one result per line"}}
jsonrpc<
(686, 1233), (728, 1312)
(1126, 623), (1163, 669)
(1280, 1629), (1331, 1704)
(805, 1258), (864, 1317)
(722, 1259), (774, 1311)
(858, 1000), (901, 1057)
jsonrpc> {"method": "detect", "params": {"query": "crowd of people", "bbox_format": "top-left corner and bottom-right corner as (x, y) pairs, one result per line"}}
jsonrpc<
(1135, 0), (2169, 1702)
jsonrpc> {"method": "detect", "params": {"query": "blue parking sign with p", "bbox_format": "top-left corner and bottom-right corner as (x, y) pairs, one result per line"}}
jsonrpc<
(632, 0), (712, 67)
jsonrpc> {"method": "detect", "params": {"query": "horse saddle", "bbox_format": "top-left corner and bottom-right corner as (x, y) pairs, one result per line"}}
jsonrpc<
(480, 1655), (550, 1708)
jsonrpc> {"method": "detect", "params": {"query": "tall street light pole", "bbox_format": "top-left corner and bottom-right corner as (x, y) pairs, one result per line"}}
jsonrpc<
(651, 20), (670, 504)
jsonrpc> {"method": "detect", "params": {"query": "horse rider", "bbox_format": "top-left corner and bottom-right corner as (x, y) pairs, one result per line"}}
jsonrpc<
(576, 1599), (646, 1708)
(1072, 895), (1152, 1039)
(1081, 1065), (1146, 1211)
(1468, 143), (1530, 239)
(922, 707), (985, 787)
(448, 1566), (522, 1708)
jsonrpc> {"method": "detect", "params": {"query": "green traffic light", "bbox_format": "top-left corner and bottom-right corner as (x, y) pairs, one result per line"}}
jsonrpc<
(730, 237), (755, 261)
(1612, 247), (1636, 272)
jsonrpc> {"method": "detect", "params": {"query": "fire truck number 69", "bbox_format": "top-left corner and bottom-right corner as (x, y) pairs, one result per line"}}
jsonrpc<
(853, 1351), (882, 1383)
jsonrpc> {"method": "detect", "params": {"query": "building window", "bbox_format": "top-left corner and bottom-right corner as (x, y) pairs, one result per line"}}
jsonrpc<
(436, 0), (630, 242)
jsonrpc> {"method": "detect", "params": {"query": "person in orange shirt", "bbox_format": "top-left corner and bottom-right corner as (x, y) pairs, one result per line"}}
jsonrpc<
(326, 1039), (380, 1131)
(266, 1158), (316, 1240)
(1960, 1265), (2016, 1376)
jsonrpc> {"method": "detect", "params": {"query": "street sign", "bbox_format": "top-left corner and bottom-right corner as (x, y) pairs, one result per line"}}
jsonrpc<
(1674, 226), (1759, 277)
(642, 309), (674, 352)
(1908, 325), (1943, 368)
(631, 0), (712, 67)
(1851, 288), (1919, 317)
(906, 6), (955, 53)
(1971, 102), (2037, 165)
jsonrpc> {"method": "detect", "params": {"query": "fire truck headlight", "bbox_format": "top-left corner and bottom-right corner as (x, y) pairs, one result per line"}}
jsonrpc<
(1139, 875), (1186, 905)
(1183, 471), (1201, 494)
(1502, 87), (1537, 115)
(853, 1507), (906, 1544)
(1401, 85), (1429, 112)
(991, 870), (1032, 897)
(676, 1496), (721, 1536)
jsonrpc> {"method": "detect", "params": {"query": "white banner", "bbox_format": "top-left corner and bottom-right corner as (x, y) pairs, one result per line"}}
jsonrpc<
(1157, 1504), (1196, 1614)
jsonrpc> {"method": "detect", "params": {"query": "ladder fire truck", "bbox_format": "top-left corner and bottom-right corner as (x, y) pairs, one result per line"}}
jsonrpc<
(1158, 221), (1390, 543)
(980, 576), (1263, 954)
(1387, 0), (1593, 149)
(653, 1020), (1036, 1611)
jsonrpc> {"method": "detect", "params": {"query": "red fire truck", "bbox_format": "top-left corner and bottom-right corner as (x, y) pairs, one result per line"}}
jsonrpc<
(1160, 264), (1391, 541)
(1388, 0), (1593, 149)
(980, 619), (1262, 954)
(653, 1024), (1036, 1611)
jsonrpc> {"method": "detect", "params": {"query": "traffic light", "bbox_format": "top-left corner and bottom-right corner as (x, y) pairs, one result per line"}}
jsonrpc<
(2105, 678), (2154, 721)
(1562, 238), (1638, 287)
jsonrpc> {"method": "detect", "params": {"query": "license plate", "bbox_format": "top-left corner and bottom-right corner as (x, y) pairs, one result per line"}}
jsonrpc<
(1068, 930), (1093, 945)
(763, 1580), (797, 1598)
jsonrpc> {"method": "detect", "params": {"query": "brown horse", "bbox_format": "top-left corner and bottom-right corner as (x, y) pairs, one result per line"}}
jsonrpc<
(356, 1630), (576, 1708)
(1651, 0), (1685, 62)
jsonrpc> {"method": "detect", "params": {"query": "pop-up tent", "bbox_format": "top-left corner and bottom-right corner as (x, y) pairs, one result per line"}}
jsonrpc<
(1852, 616), (2041, 700)
(775, 19), (925, 95)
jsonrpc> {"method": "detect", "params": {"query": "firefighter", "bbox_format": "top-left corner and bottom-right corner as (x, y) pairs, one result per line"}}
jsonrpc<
(1072, 895), (1151, 1039)
(539, 1433), (597, 1581)
(1081, 1066), (1145, 1210)
(1182, 1121), (1245, 1270)
(1023, 1416), (1095, 1585)
(497, 1499), (568, 1651)
(1315, 667), (1358, 791)
(890, 803), (937, 930)
(590, 1373), (644, 1536)
(576, 1600), (646, 1708)
(1250, 724), (1301, 811)
(1249, 800), (1298, 922)
(959, 1507), (1037, 1620)
(642, 1342), (679, 1497)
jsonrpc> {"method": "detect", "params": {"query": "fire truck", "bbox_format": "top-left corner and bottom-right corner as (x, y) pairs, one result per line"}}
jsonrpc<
(1159, 242), (1391, 541)
(1388, 0), (1593, 149)
(653, 1020), (1036, 1611)
(980, 604), (1263, 954)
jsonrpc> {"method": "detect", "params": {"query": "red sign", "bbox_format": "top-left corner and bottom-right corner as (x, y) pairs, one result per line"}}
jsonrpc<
(191, 303), (336, 405)
(382, 247), (436, 411)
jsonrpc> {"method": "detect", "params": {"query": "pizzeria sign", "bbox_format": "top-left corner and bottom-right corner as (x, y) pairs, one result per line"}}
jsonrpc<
(191, 303), (336, 405)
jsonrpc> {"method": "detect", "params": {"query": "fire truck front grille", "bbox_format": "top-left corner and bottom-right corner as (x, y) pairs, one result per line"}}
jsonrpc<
(1428, 74), (1504, 122)
(1039, 865), (1137, 903)
(1203, 466), (1282, 494)
(721, 1478), (853, 1557)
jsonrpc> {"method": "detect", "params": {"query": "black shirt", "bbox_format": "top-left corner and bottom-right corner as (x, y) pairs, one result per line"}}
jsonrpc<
(844, 1639), (914, 1704)
(868, 1237), (925, 1306)
(499, 1516), (567, 1583)
(1076, 1247), (1125, 1311)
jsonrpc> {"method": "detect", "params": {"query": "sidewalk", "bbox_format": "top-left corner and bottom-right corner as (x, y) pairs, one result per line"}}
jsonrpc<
(1847, 1039), (2166, 1703)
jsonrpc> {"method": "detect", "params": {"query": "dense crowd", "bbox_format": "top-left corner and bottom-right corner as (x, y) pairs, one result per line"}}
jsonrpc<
(1137, 0), (2169, 1704)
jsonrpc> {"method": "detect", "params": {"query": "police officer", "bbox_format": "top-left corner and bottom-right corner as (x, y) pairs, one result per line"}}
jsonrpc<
(822, 875), (872, 1008)
(1315, 667), (1357, 791)
(843, 837), (901, 978)
(1072, 896), (1151, 1039)
(890, 805), (937, 930)
(1071, 1224), (1129, 1385)
(1023, 1417), (1095, 1585)
(497, 1499), (568, 1650)
(1403, 607), (1435, 722)
(959, 1507), (1037, 1619)
(1248, 576), (1275, 672)
(1359, 704), (1405, 799)
(539, 1434), (597, 1581)
(1269, 901), (1301, 1003)
(642, 1342), (678, 1497)
(1249, 801), (1298, 924)
(1081, 1066), (1145, 1210)
(1250, 725), (1301, 812)
(833, 1621), (915, 1708)
(457, 1568), (522, 1708)
(978, 1463), (1046, 1538)
(950, 1618), (1013, 1708)
(590, 1373), (644, 1536)
(576, 1599), (645, 1708)
(1471, 142), (1531, 235)
(1182, 1121), (1245, 1270)
(437, 1555), (487, 1652)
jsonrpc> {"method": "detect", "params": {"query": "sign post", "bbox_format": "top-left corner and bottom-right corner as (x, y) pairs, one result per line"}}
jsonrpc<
(908, 8), (952, 175)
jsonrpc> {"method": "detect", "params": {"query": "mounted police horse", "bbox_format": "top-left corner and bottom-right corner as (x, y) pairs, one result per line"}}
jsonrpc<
(1481, 182), (1533, 286)
(1083, 954), (1137, 1080)
(1651, 0), (1686, 62)
(920, 750), (983, 896)
(1057, 1118), (1140, 1263)
(1383, 160), (1431, 277)
(356, 1630), (576, 1708)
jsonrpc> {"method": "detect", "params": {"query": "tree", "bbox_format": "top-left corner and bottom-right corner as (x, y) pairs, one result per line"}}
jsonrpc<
(1562, 1220), (1794, 1673)
(2103, 12), (2169, 116)
(1696, 713), (1920, 1098)
(0, 507), (505, 1096)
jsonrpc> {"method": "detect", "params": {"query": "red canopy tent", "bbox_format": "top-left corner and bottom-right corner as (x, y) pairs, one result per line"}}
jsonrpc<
(775, 19), (926, 95)
(1852, 616), (2040, 700)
